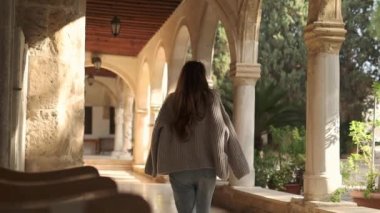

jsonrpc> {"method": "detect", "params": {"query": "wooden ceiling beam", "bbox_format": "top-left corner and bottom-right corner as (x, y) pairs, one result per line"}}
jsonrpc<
(85, 0), (181, 56)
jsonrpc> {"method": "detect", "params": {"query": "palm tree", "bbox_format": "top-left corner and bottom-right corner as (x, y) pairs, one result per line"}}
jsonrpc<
(254, 79), (305, 149)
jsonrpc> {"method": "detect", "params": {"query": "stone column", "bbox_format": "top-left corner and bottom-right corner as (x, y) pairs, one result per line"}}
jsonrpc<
(229, 63), (261, 187)
(0, 0), (15, 168)
(22, 0), (86, 171)
(148, 105), (160, 147)
(112, 107), (125, 158)
(122, 96), (134, 158)
(133, 109), (150, 165)
(303, 22), (346, 201)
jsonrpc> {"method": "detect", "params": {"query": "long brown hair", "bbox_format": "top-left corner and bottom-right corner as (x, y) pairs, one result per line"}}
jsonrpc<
(172, 61), (213, 140)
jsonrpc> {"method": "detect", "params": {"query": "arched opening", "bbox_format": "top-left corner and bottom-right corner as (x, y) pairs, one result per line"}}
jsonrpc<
(83, 67), (133, 159)
(151, 46), (168, 106)
(136, 63), (151, 110)
(168, 25), (192, 93)
(133, 62), (151, 165)
(211, 21), (232, 116)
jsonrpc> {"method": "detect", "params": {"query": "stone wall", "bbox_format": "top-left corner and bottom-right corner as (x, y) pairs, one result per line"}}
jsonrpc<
(0, 0), (17, 168)
(18, 0), (86, 171)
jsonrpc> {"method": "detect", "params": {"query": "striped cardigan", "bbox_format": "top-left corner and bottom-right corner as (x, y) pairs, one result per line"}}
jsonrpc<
(144, 91), (249, 180)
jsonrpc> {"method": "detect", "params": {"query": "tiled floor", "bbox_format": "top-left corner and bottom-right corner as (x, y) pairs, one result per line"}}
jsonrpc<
(99, 170), (229, 213)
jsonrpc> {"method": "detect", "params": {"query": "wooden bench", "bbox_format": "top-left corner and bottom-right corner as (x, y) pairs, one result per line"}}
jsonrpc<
(0, 193), (151, 213)
(0, 166), (151, 212)
(0, 176), (118, 208)
(0, 166), (99, 183)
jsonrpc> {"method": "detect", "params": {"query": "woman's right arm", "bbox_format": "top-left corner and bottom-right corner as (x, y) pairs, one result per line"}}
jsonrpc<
(217, 94), (250, 179)
(144, 94), (173, 176)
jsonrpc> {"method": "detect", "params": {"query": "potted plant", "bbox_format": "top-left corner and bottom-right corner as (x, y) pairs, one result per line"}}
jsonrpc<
(339, 83), (380, 208)
(256, 126), (305, 194)
(331, 83), (380, 206)
(341, 120), (380, 209)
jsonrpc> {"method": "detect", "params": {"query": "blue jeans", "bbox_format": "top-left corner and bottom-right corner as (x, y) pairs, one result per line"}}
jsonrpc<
(169, 169), (216, 213)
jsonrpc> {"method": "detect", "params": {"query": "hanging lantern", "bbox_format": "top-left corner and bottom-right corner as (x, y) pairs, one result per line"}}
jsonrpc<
(111, 16), (121, 37)
(91, 56), (102, 71)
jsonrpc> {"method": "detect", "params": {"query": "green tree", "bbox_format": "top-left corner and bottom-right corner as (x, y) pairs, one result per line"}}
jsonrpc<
(340, 0), (380, 153)
(255, 80), (305, 147)
(254, 0), (308, 146)
(258, 0), (308, 103)
(371, 1), (380, 38)
(212, 21), (233, 116)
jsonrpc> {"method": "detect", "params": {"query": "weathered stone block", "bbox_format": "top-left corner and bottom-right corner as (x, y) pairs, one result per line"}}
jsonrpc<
(28, 0), (64, 6)
(48, 8), (76, 35)
(20, 6), (48, 46)
(27, 55), (60, 108)
(63, 0), (78, 7)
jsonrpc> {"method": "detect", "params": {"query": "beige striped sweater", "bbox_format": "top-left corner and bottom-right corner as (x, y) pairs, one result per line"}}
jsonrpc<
(144, 91), (249, 180)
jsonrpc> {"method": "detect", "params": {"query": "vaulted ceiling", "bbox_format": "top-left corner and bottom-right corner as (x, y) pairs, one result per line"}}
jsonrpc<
(85, 0), (182, 56)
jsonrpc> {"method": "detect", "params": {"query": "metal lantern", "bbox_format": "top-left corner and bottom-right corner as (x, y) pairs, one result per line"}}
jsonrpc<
(91, 56), (102, 71)
(111, 16), (121, 37)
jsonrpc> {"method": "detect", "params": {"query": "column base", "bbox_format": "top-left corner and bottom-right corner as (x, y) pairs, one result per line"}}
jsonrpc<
(229, 170), (255, 187)
(111, 151), (132, 160)
(303, 173), (342, 201)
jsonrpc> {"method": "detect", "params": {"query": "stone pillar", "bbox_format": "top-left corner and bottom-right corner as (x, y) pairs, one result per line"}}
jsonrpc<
(22, 0), (86, 171)
(122, 96), (134, 157)
(303, 22), (346, 201)
(133, 109), (150, 165)
(148, 105), (160, 148)
(229, 63), (261, 187)
(112, 107), (125, 158)
(0, 0), (15, 168)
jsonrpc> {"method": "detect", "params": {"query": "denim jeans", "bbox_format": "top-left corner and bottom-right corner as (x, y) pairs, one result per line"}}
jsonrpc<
(169, 169), (216, 213)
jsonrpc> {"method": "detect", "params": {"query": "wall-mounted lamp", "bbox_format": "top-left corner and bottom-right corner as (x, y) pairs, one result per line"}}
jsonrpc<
(91, 56), (102, 71)
(111, 16), (121, 37)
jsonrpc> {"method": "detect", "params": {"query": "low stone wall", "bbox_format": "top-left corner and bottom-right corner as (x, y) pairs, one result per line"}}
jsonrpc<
(212, 186), (379, 213)
(213, 186), (296, 213)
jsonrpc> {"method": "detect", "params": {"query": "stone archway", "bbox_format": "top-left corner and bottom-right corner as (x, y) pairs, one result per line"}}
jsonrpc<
(168, 25), (192, 93)
(151, 46), (168, 105)
(194, 2), (219, 83)
(84, 54), (136, 159)
(133, 62), (151, 165)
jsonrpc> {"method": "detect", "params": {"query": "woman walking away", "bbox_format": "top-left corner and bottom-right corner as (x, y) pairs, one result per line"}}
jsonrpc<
(145, 61), (249, 213)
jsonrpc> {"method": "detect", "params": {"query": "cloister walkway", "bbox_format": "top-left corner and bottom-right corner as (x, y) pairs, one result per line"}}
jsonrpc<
(97, 169), (228, 213)
(85, 156), (380, 213)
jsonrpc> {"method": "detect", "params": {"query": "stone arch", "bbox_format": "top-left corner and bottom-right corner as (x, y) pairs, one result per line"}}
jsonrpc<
(136, 62), (151, 110)
(85, 78), (118, 107)
(151, 45), (168, 105)
(211, 21), (231, 80)
(237, 0), (262, 63)
(133, 60), (151, 165)
(206, 0), (239, 64)
(307, 0), (342, 24)
(168, 24), (192, 92)
(84, 59), (135, 97)
(194, 3), (219, 81)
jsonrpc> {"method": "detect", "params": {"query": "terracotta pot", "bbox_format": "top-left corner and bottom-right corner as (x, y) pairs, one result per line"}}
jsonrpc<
(283, 183), (302, 195)
(351, 190), (380, 209)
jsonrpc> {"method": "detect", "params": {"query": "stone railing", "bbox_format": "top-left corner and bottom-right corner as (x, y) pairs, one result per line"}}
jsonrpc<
(212, 186), (379, 213)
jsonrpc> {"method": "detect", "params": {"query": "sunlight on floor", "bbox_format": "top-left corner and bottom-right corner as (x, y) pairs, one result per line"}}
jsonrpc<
(99, 169), (229, 213)
(98, 170), (140, 182)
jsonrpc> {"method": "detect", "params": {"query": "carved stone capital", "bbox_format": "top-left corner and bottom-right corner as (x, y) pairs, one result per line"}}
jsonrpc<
(230, 63), (261, 86)
(304, 22), (346, 54)
(150, 105), (161, 114)
(135, 108), (148, 115)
